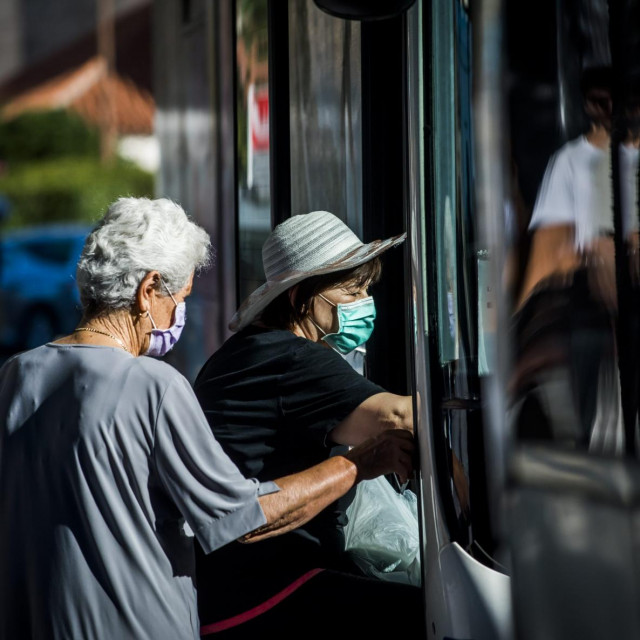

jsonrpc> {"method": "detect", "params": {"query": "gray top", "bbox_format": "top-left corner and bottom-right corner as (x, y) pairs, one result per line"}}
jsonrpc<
(0, 343), (278, 640)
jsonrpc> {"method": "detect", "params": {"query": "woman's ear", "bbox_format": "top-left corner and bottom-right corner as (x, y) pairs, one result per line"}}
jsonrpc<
(136, 271), (161, 315)
(288, 285), (299, 308)
(288, 285), (309, 316)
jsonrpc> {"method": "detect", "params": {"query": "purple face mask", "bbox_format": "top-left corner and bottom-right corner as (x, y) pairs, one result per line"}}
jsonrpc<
(144, 283), (187, 357)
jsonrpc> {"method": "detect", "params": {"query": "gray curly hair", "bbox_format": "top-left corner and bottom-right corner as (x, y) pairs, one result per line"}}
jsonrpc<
(76, 197), (212, 316)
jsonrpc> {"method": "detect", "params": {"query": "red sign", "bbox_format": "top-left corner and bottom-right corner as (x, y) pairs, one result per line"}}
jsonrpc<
(249, 85), (270, 152)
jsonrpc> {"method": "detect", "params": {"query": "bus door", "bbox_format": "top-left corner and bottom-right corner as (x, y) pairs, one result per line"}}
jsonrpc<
(405, 1), (512, 638)
(498, 1), (640, 638)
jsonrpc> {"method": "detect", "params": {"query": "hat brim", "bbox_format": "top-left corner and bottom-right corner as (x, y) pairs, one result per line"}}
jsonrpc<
(229, 232), (406, 331)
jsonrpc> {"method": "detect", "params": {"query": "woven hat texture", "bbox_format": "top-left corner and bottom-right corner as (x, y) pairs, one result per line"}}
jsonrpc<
(230, 210), (405, 331)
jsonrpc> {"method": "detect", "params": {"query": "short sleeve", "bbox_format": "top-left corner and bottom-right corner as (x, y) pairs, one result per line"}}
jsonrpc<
(529, 150), (576, 231)
(153, 375), (277, 554)
(281, 342), (385, 444)
(620, 145), (639, 237)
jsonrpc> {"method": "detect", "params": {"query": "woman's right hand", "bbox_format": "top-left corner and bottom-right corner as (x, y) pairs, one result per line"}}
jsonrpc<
(345, 429), (416, 485)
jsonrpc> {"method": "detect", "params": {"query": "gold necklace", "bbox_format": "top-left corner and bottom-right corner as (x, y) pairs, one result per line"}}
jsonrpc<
(75, 327), (131, 354)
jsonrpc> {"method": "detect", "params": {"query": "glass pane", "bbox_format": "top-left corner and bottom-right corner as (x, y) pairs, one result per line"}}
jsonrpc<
(288, 0), (362, 234)
(432, 0), (459, 366)
(431, 0), (479, 389)
(506, 0), (637, 456)
(421, 0), (498, 567)
(236, 0), (271, 303)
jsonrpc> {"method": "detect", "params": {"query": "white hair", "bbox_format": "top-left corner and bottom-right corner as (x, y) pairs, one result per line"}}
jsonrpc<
(76, 197), (212, 315)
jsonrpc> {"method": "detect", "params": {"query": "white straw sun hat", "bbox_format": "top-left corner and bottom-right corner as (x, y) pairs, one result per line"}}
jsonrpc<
(229, 210), (406, 331)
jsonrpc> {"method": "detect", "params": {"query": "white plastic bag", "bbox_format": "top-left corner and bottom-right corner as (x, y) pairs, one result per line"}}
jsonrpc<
(344, 475), (421, 586)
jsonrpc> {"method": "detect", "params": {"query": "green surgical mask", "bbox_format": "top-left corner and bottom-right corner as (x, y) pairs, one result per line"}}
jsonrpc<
(314, 294), (376, 354)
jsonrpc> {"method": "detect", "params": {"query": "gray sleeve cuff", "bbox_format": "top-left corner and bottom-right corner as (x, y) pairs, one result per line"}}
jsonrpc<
(257, 480), (280, 496)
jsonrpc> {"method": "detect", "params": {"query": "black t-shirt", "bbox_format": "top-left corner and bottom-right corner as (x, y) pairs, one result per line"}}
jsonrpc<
(193, 325), (384, 623)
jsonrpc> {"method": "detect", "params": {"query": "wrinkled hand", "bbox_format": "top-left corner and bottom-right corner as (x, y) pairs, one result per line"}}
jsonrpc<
(345, 429), (415, 485)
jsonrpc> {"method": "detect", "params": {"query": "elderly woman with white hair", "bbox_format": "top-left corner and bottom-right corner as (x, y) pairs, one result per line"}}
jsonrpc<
(194, 211), (423, 637)
(0, 198), (415, 640)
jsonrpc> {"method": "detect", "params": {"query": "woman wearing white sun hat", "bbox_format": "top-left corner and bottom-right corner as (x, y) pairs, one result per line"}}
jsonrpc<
(193, 211), (422, 637)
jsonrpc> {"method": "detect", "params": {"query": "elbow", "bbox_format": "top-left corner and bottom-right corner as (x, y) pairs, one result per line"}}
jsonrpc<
(249, 494), (315, 542)
(393, 412), (413, 433)
(239, 508), (310, 543)
(238, 532), (262, 544)
(389, 397), (414, 433)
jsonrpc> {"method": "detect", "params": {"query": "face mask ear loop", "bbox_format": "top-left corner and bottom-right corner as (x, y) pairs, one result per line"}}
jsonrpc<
(154, 277), (179, 328)
(318, 293), (336, 307)
(160, 278), (179, 306)
(308, 315), (328, 337)
(310, 293), (336, 338)
(147, 311), (158, 330)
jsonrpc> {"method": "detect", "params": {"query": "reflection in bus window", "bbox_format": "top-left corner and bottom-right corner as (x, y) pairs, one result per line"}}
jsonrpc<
(503, 4), (640, 635)
(236, 0), (271, 303)
(507, 5), (638, 455)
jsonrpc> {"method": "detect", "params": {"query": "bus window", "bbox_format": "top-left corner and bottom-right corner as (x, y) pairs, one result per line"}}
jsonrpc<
(236, 0), (272, 304)
(426, 0), (494, 560)
(288, 0), (362, 234)
(432, 0), (458, 366)
(404, 2), (514, 637)
(506, 1), (629, 455)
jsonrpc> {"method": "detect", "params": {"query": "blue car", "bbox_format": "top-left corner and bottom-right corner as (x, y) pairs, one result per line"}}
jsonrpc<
(0, 224), (91, 353)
